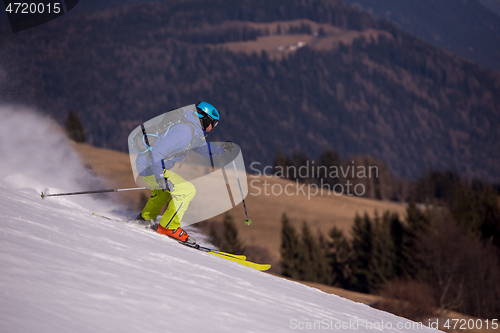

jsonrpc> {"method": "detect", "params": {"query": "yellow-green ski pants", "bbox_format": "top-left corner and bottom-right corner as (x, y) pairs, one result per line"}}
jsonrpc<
(140, 170), (196, 230)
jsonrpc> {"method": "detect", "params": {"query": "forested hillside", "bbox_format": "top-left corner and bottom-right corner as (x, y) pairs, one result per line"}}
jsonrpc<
(338, 0), (500, 71)
(1, 0), (499, 182)
(479, 0), (500, 16)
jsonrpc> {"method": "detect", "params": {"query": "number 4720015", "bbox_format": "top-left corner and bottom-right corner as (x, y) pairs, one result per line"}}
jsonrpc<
(5, 2), (62, 14)
(444, 319), (498, 330)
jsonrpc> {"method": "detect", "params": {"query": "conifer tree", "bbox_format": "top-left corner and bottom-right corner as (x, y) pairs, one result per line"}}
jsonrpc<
(65, 110), (85, 142)
(389, 212), (410, 278)
(280, 213), (301, 279)
(289, 151), (309, 182)
(349, 213), (373, 293)
(221, 214), (245, 254)
(317, 231), (334, 286)
(298, 221), (314, 281)
(208, 214), (245, 255)
(327, 226), (352, 288)
(273, 151), (288, 177)
(370, 213), (396, 289)
(405, 200), (430, 278)
(298, 221), (329, 282)
(208, 223), (223, 249)
(317, 149), (342, 186)
(406, 200), (429, 234)
(450, 182), (500, 247)
(350, 212), (397, 293)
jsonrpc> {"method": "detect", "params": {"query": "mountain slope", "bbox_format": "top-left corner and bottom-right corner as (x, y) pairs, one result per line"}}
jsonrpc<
(0, 107), (440, 332)
(339, 0), (500, 71)
(478, 0), (500, 16)
(1, 0), (499, 183)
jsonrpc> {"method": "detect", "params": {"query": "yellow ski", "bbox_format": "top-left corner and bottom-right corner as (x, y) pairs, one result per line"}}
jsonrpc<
(209, 251), (246, 261)
(207, 251), (271, 271)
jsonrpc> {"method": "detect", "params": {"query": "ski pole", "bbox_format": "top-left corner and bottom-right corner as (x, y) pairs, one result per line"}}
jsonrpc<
(41, 186), (159, 199)
(230, 150), (252, 226)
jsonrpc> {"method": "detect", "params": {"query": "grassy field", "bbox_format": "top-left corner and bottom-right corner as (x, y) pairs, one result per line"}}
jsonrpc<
(212, 19), (392, 59)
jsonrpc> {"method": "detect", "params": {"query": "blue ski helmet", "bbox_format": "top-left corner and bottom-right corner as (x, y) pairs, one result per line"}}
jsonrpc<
(196, 101), (219, 129)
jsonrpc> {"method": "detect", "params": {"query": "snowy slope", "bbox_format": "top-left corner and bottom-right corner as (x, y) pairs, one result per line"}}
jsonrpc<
(0, 108), (441, 333)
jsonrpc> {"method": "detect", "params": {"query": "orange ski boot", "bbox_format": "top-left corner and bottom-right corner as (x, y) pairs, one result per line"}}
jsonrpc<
(157, 225), (196, 245)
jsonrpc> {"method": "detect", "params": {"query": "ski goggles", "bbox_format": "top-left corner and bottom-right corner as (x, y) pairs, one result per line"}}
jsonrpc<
(203, 112), (218, 128)
(196, 107), (219, 128)
(210, 116), (219, 128)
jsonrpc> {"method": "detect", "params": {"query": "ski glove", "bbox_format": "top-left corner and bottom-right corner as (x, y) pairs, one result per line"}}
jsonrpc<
(156, 178), (174, 192)
(222, 141), (235, 153)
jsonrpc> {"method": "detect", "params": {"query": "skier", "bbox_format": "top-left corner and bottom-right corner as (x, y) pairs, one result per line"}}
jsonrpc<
(135, 102), (234, 244)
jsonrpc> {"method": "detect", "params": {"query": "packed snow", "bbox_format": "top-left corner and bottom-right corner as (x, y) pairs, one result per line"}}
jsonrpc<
(0, 107), (441, 332)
